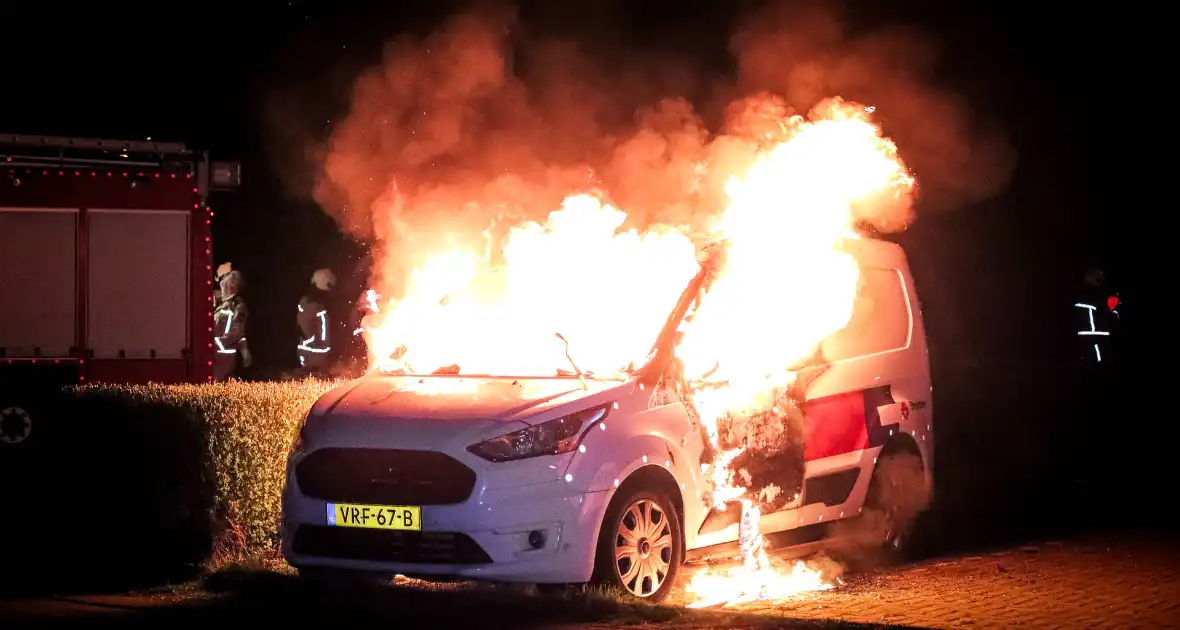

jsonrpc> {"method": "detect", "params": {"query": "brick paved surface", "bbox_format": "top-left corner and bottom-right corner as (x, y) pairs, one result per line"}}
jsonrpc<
(3, 532), (1178, 629)
(666, 532), (1180, 628)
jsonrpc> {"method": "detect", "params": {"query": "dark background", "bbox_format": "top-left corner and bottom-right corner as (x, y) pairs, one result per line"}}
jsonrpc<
(2, 0), (1141, 555)
(0, 0), (1131, 372)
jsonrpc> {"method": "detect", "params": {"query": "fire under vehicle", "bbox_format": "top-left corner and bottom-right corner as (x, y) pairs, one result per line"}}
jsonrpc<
(280, 236), (933, 603)
(0, 133), (239, 447)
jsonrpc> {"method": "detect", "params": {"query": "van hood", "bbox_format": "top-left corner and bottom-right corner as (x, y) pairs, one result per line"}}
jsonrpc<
(322, 373), (631, 424)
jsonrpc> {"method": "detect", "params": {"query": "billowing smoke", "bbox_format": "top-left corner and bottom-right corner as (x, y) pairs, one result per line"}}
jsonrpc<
(306, 3), (718, 296)
(725, 0), (1016, 217)
(287, 0), (1014, 300)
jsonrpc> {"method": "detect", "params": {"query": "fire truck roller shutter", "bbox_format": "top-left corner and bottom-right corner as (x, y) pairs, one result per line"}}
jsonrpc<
(87, 209), (189, 359)
(0, 207), (78, 358)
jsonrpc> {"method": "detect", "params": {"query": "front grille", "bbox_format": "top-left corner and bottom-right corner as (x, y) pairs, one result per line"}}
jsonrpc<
(295, 448), (476, 505)
(292, 525), (492, 564)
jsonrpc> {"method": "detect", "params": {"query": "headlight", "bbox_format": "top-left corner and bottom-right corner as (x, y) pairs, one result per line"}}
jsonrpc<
(466, 404), (610, 462)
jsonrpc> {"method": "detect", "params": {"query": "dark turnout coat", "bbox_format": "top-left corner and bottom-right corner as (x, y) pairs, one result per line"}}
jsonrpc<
(297, 287), (332, 372)
(213, 294), (249, 380)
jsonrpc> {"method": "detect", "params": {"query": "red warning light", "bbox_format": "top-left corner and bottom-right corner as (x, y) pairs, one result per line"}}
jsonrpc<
(1107, 296), (1119, 311)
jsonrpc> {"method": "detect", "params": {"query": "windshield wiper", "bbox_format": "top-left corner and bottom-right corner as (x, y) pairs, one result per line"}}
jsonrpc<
(555, 332), (588, 391)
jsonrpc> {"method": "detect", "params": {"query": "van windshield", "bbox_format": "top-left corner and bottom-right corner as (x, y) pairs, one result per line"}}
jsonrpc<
(374, 336), (631, 381)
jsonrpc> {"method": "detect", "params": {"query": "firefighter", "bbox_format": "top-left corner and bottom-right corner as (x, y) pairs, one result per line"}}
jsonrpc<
(296, 268), (335, 376)
(343, 253), (375, 370)
(1077, 267), (1118, 366)
(213, 270), (251, 381)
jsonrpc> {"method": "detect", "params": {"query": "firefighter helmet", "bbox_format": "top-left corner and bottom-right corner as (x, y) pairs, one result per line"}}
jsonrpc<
(220, 270), (245, 297)
(312, 268), (337, 291)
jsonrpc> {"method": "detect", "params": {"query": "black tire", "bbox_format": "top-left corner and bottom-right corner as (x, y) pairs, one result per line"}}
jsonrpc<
(591, 485), (683, 604)
(862, 450), (930, 562)
(827, 450), (930, 570)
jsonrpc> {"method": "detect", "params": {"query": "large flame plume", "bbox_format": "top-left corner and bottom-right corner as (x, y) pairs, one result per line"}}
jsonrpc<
(354, 97), (914, 607)
(679, 101), (913, 606)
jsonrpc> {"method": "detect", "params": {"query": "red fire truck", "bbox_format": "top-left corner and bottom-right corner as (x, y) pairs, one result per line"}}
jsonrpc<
(0, 134), (239, 444)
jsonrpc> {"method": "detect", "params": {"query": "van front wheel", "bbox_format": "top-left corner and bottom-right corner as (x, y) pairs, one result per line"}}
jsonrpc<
(592, 486), (683, 603)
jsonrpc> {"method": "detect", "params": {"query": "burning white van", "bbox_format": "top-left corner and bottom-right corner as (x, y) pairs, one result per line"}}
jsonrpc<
(280, 235), (932, 604)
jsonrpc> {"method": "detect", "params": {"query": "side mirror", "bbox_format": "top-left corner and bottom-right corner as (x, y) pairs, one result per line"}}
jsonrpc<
(210, 161), (242, 189)
(199, 160), (242, 195)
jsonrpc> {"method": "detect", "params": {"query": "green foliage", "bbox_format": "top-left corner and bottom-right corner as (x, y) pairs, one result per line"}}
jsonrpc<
(65, 378), (342, 556)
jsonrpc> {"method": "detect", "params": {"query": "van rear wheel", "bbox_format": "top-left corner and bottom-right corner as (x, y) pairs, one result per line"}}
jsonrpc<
(592, 485), (683, 604)
(863, 450), (929, 559)
(831, 449), (929, 569)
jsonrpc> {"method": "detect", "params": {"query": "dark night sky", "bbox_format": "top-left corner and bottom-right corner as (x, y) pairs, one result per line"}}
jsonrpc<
(1, 0), (1128, 375)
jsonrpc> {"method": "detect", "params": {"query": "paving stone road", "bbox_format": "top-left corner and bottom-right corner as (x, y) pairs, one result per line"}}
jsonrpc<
(666, 532), (1180, 628)
(3, 531), (1178, 629)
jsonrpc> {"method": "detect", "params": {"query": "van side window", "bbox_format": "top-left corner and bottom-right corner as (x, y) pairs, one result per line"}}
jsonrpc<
(819, 267), (910, 362)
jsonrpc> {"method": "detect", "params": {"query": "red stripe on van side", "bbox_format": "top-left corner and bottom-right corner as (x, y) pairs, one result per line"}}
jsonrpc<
(802, 391), (868, 461)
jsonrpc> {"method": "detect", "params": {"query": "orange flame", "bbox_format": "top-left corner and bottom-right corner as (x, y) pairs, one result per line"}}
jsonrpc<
(364, 194), (699, 377)
(359, 96), (915, 606)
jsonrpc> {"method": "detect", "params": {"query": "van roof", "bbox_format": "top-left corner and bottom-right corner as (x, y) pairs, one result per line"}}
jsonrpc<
(842, 235), (910, 269)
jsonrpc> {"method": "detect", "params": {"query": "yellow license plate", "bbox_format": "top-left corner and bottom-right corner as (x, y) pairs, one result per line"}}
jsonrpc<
(327, 503), (421, 531)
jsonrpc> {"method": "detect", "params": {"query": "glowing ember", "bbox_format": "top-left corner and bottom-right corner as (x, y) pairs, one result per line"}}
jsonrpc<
(356, 97), (915, 607)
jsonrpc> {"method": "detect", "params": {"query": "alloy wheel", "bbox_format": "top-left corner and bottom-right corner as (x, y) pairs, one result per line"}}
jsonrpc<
(613, 498), (674, 597)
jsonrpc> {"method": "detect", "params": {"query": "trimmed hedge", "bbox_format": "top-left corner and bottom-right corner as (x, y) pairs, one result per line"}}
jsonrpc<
(2, 378), (341, 589)
(74, 379), (342, 551)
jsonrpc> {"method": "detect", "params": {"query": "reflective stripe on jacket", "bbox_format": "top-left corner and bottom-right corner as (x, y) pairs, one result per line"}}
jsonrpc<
(214, 295), (249, 356)
(297, 296), (330, 355)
